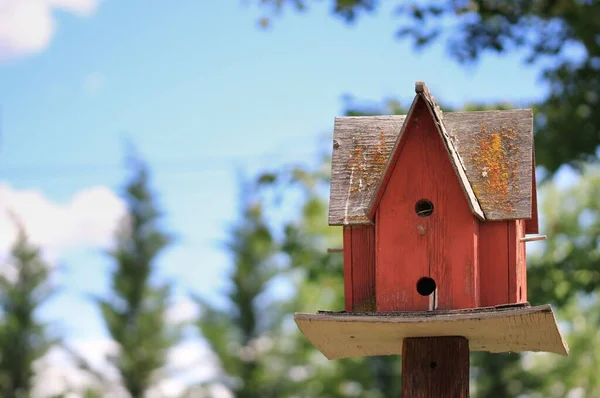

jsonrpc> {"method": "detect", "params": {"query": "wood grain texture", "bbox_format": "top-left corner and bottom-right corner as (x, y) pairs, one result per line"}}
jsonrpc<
(366, 99), (417, 222)
(526, 150), (540, 234)
(350, 225), (376, 311)
(508, 220), (527, 303)
(402, 336), (469, 398)
(330, 115), (406, 225)
(343, 227), (353, 311)
(445, 110), (533, 221)
(329, 111), (534, 225)
(479, 221), (510, 306)
(479, 220), (528, 306)
(294, 304), (569, 360)
(375, 100), (479, 311)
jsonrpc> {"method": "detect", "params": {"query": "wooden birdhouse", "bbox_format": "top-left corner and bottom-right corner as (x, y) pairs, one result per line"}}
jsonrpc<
(295, 83), (567, 394)
(294, 82), (568, 398)
(330, 81), (539, 313)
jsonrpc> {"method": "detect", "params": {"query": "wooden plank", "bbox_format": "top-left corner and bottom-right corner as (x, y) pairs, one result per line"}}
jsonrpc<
(526, 150), (539, 234)
(508, 220), (527, 303)
(329, 110), (534, 225)
(343, 227), (353, 311)
(479, 221), (509, 306)
(375, 99), (479, 311)
(402, 337), (469, 398)
(294, 304), (569, 360)
(518, 220), (528, 303)
(351, 225), (376, 311)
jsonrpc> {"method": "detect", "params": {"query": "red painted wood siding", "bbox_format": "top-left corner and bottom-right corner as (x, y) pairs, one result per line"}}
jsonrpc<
(479, 221), (509, 306)
(509, 220), (527, 303)
(375, 99), (479, 311)
(343, 227), (353, 311)
(343, 225), (376, 312)
(479, 220), (528, 306)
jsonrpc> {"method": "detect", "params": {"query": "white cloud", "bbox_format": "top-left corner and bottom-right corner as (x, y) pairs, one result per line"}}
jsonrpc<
(0, 183), (126, 260)
(0, 0), (102, 61)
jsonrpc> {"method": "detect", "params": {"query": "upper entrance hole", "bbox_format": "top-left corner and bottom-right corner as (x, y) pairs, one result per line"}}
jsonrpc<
(415, 199), (434, 217)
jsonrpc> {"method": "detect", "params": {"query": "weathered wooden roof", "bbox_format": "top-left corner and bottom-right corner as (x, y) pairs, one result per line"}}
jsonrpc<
(329, 81), (535, 226)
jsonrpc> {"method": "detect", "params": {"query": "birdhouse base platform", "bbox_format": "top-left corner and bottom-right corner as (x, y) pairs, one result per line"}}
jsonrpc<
(294, 304), (568, 360)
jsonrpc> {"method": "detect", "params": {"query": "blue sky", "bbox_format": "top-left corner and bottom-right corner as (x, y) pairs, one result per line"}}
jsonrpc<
(1, 0), (551, 383)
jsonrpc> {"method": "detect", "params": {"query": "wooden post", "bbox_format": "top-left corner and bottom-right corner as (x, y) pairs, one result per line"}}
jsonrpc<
(402, 337), (469, 398)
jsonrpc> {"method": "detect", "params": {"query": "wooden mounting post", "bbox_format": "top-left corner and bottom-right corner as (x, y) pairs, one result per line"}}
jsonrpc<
(402, 337), (469, 398)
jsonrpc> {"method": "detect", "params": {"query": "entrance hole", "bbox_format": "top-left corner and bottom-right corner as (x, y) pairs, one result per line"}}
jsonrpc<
(416, 277), (436, 296)
(415, 199), (434, 217)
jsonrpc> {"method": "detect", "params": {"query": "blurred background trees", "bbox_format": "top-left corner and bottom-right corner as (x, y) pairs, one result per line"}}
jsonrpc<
(254, 0), (600, 173)
(97, 153), (180, 397)
(1, 1), (600, 397)
(0, 219), (56, 398)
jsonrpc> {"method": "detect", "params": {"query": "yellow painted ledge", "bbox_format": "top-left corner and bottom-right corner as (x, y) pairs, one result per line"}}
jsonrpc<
(294, 304), (568, 360)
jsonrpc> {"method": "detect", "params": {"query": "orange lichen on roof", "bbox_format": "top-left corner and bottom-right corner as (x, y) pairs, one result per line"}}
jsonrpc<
(472, 123), (519, 213)
(346, 131), (389, 196)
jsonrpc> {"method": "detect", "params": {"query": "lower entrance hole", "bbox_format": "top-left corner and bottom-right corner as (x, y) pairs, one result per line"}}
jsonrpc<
(416, 277), (436, 296)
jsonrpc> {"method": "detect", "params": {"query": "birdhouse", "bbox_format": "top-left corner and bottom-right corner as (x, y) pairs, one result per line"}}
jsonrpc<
(330, 81), (539, 312)
(294, 82), (567, 370)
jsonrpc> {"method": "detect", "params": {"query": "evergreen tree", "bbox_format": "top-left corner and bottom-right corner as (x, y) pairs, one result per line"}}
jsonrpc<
(194, 181), (286, 397)
(0, 217), (56, 398)
(98, 153), (179, 397)
(264, 162), (401, 398)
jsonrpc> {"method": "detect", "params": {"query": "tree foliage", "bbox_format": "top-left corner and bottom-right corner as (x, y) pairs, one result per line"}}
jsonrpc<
(0, 217), (56, 398)
(98, 153), (179, 398)
(194, 181), (285, 398)
(255, 0), (600, 172)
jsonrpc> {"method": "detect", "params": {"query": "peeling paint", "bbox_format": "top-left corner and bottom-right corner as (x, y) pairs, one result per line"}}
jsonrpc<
(472, 123), (519, 213)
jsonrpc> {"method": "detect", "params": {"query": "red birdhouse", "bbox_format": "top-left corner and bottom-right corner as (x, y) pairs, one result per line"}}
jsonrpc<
(330, 82), (539, 312)
(295, 81), (566, 371)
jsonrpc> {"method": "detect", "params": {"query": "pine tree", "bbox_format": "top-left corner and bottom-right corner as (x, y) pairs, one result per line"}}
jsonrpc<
(0, 217), (56, 398)
(98, 153), (179, 397)
(194, 181), (284, 398)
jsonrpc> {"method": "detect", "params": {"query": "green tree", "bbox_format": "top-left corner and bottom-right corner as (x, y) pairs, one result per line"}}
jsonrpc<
(195, 175), (389, 398)
(254, 0), (600, 172)
(98, 153), (179, 397)
(264, 157), (402, 398)
(0, 217), (56, 398)
(193, 181), (285, 397)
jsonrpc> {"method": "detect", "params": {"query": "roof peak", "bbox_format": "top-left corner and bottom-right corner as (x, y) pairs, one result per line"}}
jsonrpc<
(414, 81), (428, 94)
(366, 83), (485, 220)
